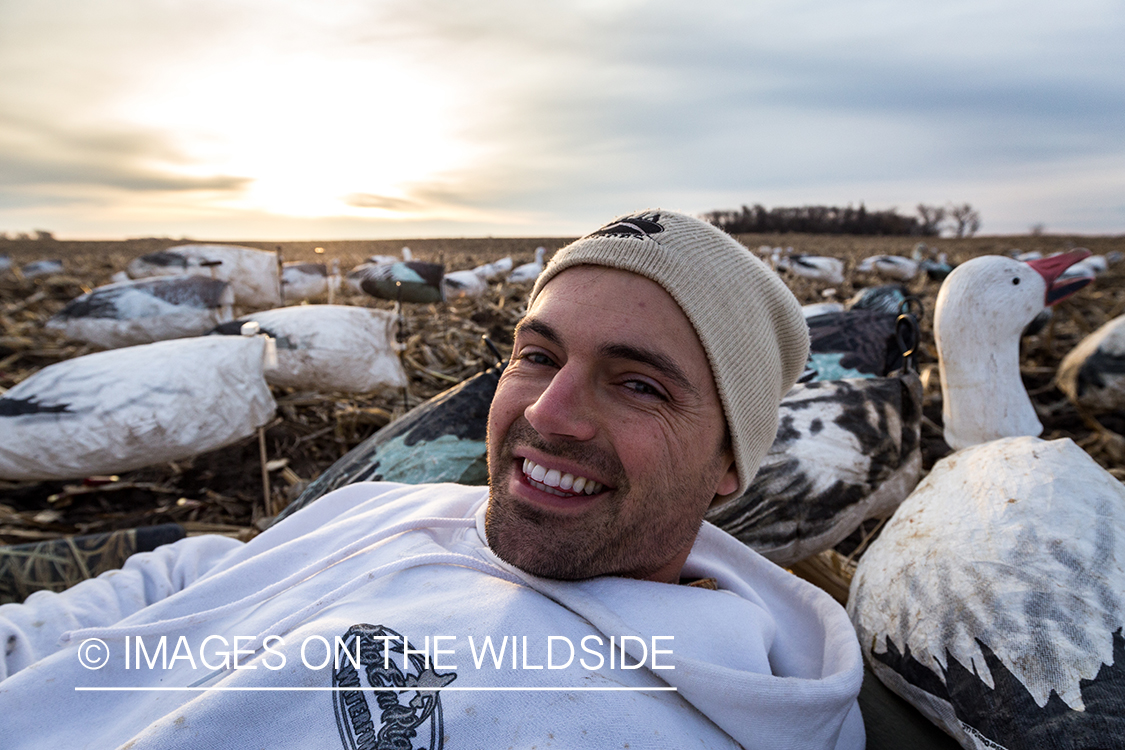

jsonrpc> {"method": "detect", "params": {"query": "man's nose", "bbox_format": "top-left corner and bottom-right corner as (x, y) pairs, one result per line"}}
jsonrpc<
(523, 364), (597, 442)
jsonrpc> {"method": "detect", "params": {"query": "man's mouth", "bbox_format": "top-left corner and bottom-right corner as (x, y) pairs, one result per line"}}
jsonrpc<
(521, 458), (606, 497)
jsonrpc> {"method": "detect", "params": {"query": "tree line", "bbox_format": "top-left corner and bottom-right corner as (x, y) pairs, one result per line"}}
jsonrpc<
(702, 203), (980, 237)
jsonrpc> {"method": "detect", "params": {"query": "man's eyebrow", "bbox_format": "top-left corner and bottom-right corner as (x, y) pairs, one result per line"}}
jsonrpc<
(597, 343), (700, 397)
(514, 316), (560, 345)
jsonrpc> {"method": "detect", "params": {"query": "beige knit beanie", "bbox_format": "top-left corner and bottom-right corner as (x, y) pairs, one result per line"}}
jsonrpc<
(529, 209), (809, 502)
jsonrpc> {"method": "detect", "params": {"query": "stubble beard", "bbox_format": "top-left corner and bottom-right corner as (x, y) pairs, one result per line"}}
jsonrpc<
(484, 419), (712, 581)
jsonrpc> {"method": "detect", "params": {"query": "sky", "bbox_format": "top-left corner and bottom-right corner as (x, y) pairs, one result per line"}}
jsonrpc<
(0, 0), (1122, 240)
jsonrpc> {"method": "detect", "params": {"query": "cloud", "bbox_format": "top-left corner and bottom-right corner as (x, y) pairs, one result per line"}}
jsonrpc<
(0, 0), (1122, 237)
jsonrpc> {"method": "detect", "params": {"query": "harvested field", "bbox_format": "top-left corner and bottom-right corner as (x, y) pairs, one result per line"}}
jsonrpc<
(2, 231), (1124, 550)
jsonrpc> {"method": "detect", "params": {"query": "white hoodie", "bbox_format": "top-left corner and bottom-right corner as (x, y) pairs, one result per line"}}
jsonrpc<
(0, 482), (864, 749)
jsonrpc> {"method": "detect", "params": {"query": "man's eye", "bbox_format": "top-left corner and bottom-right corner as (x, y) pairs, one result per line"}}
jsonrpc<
(521, 351), (555, 367)
(623, 380), (665, 399)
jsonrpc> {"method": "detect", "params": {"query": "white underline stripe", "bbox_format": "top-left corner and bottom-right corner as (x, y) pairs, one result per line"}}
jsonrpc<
(75, 686), (677, 692)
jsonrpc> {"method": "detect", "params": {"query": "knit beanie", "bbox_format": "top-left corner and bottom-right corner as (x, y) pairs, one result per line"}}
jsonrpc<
(529, 209), (809, 503)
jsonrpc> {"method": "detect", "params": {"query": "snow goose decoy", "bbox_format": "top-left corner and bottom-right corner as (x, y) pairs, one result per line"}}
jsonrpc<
(775, 254), (845, 286)
(20, 259), (65, 279)
(126, 244), (282, 309)
(1056, 313), (1125, 446)
(847, 249), (1125, 749)
(705, 369), (923, 565)
(281, 260), (340, 302)
(473, 256), (513, 282)
(855, 254), (919, 282)
(442, 268), (490, 300)
(45, 276), (235, 349)
(209, 304), (407, 393)
(0, 333), (276, 481)
(507, 246), (547, 284)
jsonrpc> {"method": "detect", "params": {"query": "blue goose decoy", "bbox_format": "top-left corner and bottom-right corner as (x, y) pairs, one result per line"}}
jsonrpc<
(46, 276), (234, 349)
(274, 363), (502, 524)
(352, 260), (445, 303)
(804, 307), (919, 381)
(847, 249), (1125, 749)
(845, 284), (910, 315)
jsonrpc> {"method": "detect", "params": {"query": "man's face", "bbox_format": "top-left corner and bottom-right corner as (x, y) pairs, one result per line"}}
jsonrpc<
(485, 266), (738, 583)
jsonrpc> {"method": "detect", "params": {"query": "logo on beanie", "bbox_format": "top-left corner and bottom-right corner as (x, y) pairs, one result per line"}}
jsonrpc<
(588, 212), (665, 239)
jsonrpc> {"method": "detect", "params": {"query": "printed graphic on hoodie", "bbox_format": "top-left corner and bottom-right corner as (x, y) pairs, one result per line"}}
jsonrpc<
(332, 623), (457, 750)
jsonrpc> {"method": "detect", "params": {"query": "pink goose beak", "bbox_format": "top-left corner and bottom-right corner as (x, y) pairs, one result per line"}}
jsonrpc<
(1025, 249), (1093, 306)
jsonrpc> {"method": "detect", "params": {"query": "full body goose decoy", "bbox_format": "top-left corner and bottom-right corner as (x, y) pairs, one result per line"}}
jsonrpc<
(855, 255), (919, 282)
(775, 254), (845, 286)
(847, 250), (1125, 749)
(506, 247), (547, 284)
(443, 258), (517, 299)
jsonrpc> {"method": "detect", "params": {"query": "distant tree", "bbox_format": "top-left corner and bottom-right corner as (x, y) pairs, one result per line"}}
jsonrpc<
(33, 229), (55, 241)
(701, 203), (926, 236)
(1030, 223), (1046, 236)
(948, 204), (981, 238)
(916, 204), (946, 236)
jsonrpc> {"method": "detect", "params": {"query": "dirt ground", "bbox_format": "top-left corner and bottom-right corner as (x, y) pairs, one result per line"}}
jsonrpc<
(2, 231), (1123, 546)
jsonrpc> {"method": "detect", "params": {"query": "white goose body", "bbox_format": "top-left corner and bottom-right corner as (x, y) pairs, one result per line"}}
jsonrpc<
(848, 250), (1125, 749)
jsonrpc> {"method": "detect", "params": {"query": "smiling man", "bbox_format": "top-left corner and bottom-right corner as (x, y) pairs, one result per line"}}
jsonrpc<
(487, 210), (807, 585)
(0, 210), (864, 750)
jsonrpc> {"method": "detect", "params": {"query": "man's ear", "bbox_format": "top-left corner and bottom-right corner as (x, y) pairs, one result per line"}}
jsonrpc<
(714, 457), (739, 499)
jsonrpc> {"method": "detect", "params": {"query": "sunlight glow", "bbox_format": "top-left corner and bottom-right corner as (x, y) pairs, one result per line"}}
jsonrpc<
(113, 50), (477, 220)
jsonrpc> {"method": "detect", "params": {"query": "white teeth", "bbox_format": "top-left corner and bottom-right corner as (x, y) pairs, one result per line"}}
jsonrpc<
(521, 459), (604, 496)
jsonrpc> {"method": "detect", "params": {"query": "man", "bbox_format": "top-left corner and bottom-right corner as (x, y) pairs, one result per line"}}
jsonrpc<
(0, 210), (864, 749)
